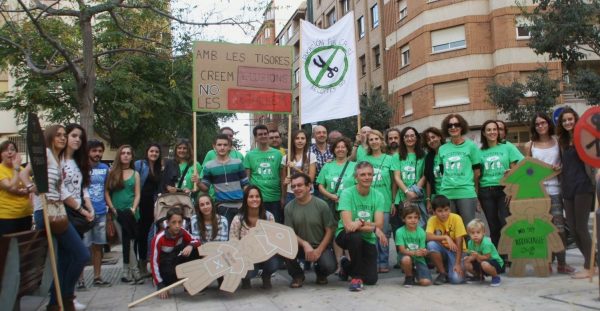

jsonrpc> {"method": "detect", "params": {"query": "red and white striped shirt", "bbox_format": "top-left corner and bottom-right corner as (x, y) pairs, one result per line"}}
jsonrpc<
(150, 228), (200, 286)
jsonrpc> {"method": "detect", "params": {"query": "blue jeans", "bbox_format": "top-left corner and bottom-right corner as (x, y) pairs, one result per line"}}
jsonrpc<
(244, 256), (279, 280)
(264, 201), (283, 224)
(34, 210), (90, 305)
(376, 212), (391, 269)
(427, 241), (464, 284)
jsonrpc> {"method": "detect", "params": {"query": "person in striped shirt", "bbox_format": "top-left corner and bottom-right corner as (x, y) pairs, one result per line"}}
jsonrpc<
(150, 207), (200, 299)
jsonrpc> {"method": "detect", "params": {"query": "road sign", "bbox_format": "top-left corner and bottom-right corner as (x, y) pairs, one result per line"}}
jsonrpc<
(574, 106), (600, 168)
(552, 107), (564, 125)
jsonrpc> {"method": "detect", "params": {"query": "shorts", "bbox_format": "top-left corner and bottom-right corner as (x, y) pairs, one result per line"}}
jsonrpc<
(414, 260), (432, 281)
(472, 259), (503, 276)
(84, 214), (107, 247)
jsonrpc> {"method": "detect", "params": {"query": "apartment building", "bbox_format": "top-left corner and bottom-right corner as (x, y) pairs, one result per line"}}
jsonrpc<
(313, 0), (386, 96)
(382, 0), (589, 144)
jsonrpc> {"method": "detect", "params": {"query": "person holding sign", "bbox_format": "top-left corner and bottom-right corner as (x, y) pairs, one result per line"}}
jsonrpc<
(243, 125), (283, 223)
(281, 129), (317, 204)
(0, 141), (33, 236)
(557, 107), (595, 279)
(32, 125), (90, 311)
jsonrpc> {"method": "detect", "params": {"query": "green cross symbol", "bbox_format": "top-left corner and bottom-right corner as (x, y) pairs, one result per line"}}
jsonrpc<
(304, 45), (349, 89)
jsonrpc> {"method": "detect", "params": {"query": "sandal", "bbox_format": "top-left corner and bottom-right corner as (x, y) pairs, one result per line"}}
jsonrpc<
(290, 276), (305, 288)
(378, 267), (390, 273)
(557, 264), (576, 274)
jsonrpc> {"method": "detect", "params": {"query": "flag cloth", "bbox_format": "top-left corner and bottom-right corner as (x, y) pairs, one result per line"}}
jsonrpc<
(300, 12), (359, 124)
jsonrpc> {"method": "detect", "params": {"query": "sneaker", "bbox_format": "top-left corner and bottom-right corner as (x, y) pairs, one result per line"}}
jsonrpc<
(241, 279), (251, 289)
(316, 275), (328, 285)
(433, 273), (448, 285)
(490, 276), (501, 287)
(261, 275), (272, 289)
(465, 274), (483, 283)
(403, 276), (416, 288)
(76, 280), (87, 291)
(348, 278), (363, 292)
(93, 278), (111, 287)
(73, 299), (86, 311)
(338, 257), (350, 281)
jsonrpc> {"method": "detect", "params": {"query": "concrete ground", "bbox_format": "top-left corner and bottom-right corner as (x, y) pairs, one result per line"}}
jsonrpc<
(21, 246), (600, 311)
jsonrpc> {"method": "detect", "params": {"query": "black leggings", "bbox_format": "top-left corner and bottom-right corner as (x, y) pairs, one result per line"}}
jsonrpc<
(137, 193), (155, 261)
(564, 193), (594, 269)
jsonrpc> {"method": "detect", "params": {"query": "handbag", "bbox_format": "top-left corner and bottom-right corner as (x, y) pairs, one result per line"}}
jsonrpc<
(46, 201), (68, 234)
(106, 212), (119, 245)
(66, 205), (95, 235)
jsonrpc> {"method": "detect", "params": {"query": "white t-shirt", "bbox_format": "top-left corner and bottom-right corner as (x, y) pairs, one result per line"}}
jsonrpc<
(282, 152), (317, 193)
(33, 149), (62, 212)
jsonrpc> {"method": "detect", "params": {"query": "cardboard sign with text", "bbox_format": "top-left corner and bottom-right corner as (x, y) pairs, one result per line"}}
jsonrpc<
(193, 41), (293, 114)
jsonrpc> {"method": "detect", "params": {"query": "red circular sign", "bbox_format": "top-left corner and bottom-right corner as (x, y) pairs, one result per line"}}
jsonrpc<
(574, 106), (600, 168)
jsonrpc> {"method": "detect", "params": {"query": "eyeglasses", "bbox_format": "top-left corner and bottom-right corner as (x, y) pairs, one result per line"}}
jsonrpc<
(448, 123), (461, 129)
(535, 121), (548, 127)
(404, 134), (416, 139)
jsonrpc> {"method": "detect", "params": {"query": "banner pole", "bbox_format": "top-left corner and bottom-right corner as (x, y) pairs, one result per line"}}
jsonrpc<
(287, 115), (292, 177)
(590, 197), (598, 283)
(298, 23), (302, 130)
(192, 111), (198, 192)
(41, 194), (63, 310)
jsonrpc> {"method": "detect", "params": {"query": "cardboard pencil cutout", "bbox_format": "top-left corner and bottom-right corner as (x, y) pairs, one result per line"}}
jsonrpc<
(176, 220), (298, 294)
(499, 157), (564, 277)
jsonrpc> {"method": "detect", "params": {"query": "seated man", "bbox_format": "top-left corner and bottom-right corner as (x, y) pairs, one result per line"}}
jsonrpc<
(426, 195), (467, 285)
(284, 173), (337, 288)
(150, 207), (201, 298)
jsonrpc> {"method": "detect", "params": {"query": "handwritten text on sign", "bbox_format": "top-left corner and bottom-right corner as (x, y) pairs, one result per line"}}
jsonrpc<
(193, 42), (293, 113)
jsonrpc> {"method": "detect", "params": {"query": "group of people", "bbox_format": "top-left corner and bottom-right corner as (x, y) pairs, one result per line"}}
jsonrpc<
(0, 106), (596, 308)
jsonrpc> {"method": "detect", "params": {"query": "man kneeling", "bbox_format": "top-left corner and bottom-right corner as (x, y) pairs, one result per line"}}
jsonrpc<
(150, 207), (201, 298)
(284, 173), (337, 288)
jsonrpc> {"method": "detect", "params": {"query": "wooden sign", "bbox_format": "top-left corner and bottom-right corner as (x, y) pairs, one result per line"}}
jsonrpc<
(574, 106), (600, 168)
(499, 157), (564, 277)
(26, 113), (48, 193)
(193, 41), (293, 114)
(176, 220), (297, 294)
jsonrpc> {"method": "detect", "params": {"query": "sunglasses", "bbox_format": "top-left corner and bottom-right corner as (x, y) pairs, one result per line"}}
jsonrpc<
(448, 122), (461, 129)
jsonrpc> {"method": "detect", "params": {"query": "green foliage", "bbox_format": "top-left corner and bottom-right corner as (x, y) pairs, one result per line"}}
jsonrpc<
(486, 68), (560, 124)
(523, 0), (600, 106)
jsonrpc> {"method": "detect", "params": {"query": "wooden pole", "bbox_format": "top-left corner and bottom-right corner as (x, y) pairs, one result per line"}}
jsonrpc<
(128, 278), (188, 308)
(192, 111), (198, 192)
(41, 194), (63, 310)
(287, 115), (292, 177)
(590, 197), (598, 283)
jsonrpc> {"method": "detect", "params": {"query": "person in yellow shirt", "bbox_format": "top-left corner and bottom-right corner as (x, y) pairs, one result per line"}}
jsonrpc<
(426, 194), (466, 285)
(0, 140), (33, 236)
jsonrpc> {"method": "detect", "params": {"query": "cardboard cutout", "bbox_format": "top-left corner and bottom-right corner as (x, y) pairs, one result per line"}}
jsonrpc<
(499, 157), (565, 277)
(176, 220), (298, 294)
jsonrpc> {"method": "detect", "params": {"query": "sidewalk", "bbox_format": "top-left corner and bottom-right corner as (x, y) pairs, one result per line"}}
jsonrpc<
(23, 247), (599, 311)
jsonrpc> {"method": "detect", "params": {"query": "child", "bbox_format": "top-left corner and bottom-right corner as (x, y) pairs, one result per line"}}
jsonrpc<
(150, 207), (201, 299)
(395, 206), (432, 287)
(464, 218), (503, 287)
(425, 195), (467, 285)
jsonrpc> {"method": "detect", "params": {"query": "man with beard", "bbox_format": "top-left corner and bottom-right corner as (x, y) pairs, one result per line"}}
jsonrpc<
(386, 128), (402, 267)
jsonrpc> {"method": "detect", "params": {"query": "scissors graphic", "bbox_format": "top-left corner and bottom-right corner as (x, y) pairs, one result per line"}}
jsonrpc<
(313, 55), (339, 78)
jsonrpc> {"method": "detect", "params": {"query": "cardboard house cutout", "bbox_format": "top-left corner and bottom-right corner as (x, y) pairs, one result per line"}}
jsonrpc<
(499, 157), (564, 277)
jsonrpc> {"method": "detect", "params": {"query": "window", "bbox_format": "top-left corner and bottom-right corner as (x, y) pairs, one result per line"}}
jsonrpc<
(317, 20), (323, 28)
(398, 0), (407, 20)
(373, 45), (381, 68)
(431, 25), (466, 53)
(515, 16), (532, 39)
(327, 9), (336, 26)
(288, 24), (294, 39)
(371, 4), (379, 28)
(519, 71), (536, 97)
(403, 93), (413, 116)
(359, 55), (366, 75)
(341, 0), (350, 14)
(400, 45), (410, 67)
(295, 68), (299, 85)
(264, 28), (271, 38)
(434, 80), (470, 107)
(358, 16), (365, 38)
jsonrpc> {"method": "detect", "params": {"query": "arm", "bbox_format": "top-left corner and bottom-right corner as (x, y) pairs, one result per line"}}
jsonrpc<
(524, 141), (532, 157)
(453, 236), (465, 275)
(245, 169), (252, 182)
(473, 167), (481, 195)
(341, 210), (361, 233)
(0, 164), (28, 195)
(132, 172), (141, 215)
(307, 162), (316, 183)
(416, 175), (426, 188)
(394, 170), (416, 200)
(318, 183), (338, 202)
(105, 182), (116, 215)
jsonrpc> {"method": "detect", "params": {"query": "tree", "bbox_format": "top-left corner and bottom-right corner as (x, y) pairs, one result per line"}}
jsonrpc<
(486, 67), (560, 124)
(0, 0), (260, 138)
(523, 0), (600, 105)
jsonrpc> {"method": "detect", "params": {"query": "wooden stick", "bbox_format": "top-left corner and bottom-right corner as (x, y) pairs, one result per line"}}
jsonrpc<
(357, 114), (361, 133)
(590, 196), (598, 283)
(287, 115), (292, 177)
(41, 194), (63, 310)
(128, 278), (188, 308)
(192, 111), (198, 192)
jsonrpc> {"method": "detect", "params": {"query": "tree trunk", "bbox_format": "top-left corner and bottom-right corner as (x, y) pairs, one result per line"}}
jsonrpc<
(78, 17), (96, 138)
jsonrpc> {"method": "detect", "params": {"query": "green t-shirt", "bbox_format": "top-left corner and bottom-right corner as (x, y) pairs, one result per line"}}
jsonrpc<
(243, 147), (283, 202)
(395, 226), (427, 264)
(396, 153), (425, 203)
(438, 139), (481, 199)
(356, 145), (367, 160)
(479, 144), (524, 187)
(336, 186), (385, 244)
(357, 153), (397, 212)
(284, 197), (335, 247)
(111, 173), (140, 220)
(505, 219), (554, 259)
(178, 162), (203, 192)
(467, 236), (504, 267)
(432, 152), (443, 197)
(316, 161), (357, 199)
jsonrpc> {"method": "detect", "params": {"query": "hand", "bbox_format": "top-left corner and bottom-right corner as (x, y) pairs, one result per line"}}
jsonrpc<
(287, 161), (296, 169)
(551, 164), (561, 171)
(166, 186), (177, 193)
(355, 133), (361, 144)
(346, 220), (362, 232)
(426, 201), (433, 215)
(375, 228), (388, 247)
(476, 201), (482, 213)
(191, 173), (199, 184)
(109, 207), (117, 215)
(390, 205), (397, 217)
(416, 249), (428, 257)
(130, 207), (136, 215)
(453, 263), (464, 277)
(283, 176), (291, 185)
(303, 242), (316, 261)
(12, 153), (22, 168)
(406, 191), (417, 200)
(329, 194), (339, 203)
(181, 245), (193, 257)
(183, 188), (191, 194)
(82, 209), (94, 222)
(446, 236), (458, 252)
(158, 289), (170, 299)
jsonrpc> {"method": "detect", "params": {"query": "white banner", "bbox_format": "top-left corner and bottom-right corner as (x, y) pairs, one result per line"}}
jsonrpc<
(300, 12), (359, 124)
